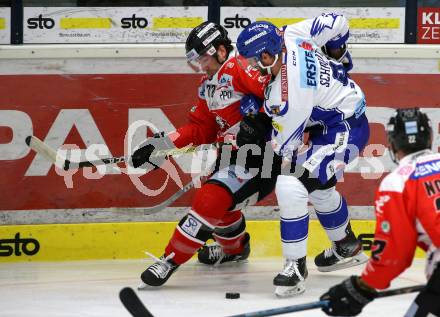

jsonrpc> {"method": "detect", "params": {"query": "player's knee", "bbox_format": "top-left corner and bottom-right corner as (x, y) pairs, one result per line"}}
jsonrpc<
(177, 212), (214, 243)
(214, 212), (246, 240)
(192, 183), (233, 225)
(309, 187), (341, 212)
(276, 175), (308, 216)
(276, 175), (308, 200)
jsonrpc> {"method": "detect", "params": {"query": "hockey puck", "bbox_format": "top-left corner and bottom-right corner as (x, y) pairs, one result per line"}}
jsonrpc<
(225, 292), (240, 299)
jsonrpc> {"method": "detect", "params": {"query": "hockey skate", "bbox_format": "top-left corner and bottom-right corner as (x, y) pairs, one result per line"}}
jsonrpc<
(138, 252), (179, 289)
(273, 256), (308, 297)
(197, 232), (250, 265)
(314, 225), (368, 272)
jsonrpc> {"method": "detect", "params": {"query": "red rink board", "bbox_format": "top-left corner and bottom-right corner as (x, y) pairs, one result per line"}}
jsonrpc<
(0, 73), (439, 211)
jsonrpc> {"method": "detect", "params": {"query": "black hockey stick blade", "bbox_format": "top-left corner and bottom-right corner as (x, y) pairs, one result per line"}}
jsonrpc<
(119, 287), (154, 317)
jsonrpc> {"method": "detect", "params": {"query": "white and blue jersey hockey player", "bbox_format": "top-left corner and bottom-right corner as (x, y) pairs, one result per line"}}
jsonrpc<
(236, 13), (369, 297)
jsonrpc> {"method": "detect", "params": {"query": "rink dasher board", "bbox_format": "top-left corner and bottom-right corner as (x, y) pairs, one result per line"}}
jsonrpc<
(2, 76), (440, 212)
(0, 220), (425, 262)
(0, 44), (439, 75)
(0, 44), (437, 266)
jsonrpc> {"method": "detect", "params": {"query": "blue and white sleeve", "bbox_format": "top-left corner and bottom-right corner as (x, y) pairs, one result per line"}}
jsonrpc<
(309, 13), (349, 49)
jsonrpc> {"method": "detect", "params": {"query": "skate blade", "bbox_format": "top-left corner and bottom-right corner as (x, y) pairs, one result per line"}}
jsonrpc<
(213, 259), (249, 267)
(274, 282), (306, 298)
(317, 252), (369, 272)
(137, 281), (155, 290)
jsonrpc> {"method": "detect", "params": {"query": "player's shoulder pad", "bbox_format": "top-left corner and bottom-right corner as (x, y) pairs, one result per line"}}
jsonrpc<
(379, 163), (415, 193)
(223, 58), (237, 70)
(233, 55), (261, 79)
(411, 153), (440, 180)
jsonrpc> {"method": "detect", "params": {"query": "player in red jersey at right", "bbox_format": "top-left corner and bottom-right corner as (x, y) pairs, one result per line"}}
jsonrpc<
(321, 108), (440, 316)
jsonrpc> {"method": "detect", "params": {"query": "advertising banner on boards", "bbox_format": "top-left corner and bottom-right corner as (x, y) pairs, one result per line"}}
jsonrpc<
(221, 7), (405, 44)
(23, 7), (207, 43)
(1, 72), (439, 212)
(0, 7), (10, 44)
(22, 6), (405, 44)
(418, 7), (440, 44)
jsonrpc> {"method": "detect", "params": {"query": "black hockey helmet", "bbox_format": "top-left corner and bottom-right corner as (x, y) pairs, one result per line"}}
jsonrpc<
(185, 21), (232, 63)
(387, 108), (432, 155)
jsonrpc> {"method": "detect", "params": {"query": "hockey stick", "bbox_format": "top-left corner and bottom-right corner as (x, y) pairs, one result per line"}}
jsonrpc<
(118, 284), (424, 317)
(26, 135), (218, 214)
(119, 287), (154, 317)
(25, 135), (59, 165)
(376, 284), (425, 297)
(141, 174), (200, 214)
(25, 135), (220, 171)
(227, 284), (425, 317)
(26, 135), (127, 170)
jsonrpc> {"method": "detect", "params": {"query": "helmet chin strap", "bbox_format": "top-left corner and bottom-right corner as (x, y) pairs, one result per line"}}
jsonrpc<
(388, 143), (399, 164)
(258, 54), (279, 72)
(388, 146), (399, 165)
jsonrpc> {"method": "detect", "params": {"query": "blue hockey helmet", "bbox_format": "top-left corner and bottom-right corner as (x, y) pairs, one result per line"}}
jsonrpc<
(236, 21), (283, 60)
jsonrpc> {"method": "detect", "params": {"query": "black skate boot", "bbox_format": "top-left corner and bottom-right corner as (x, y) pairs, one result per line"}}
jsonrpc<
(138, 252), (179, 288)
(314, 224), (368, 272)
(197, 232), (250, 265)
(273, 256), (308, 297)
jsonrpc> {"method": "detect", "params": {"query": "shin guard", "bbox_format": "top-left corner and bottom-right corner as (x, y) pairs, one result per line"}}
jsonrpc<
(213, 211), (247, 255)
(165, 183), (233, 264)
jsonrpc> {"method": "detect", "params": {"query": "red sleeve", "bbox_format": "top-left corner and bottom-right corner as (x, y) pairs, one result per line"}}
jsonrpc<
(170, 98), (218, 148)
(231, 56), (270, 99)
(361, 187), (418, 289)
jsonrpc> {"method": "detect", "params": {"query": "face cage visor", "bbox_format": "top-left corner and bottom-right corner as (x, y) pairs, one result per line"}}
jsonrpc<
(186, 45), (217, 70)
(236, 51), (279, 72)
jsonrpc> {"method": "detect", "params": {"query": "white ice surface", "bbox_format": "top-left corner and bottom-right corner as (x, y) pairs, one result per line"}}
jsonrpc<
(0, 258), (425, 317)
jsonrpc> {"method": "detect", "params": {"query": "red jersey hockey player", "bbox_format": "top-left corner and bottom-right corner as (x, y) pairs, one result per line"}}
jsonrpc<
(130, 22), (280, 288)
(321, 108), (440, 316)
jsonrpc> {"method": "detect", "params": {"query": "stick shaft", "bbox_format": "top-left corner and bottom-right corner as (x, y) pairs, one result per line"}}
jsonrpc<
(141, 177), (196, 214)
(26, 135), (221, 170)
(227, 301), (327, 317)
(26, 135), (216, 214)
(72, 145), (201, 169)
(228, 284), (425, 317)
(377, 284), (425, 297)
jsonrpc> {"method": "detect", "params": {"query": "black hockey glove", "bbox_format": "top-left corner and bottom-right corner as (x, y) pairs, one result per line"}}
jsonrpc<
(237, 112), (272, 147)
(427, 263), (440, 293)
(320, 276), (377, 316)
(410, 264), (440, 316)
(130, 132), (174, 169)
